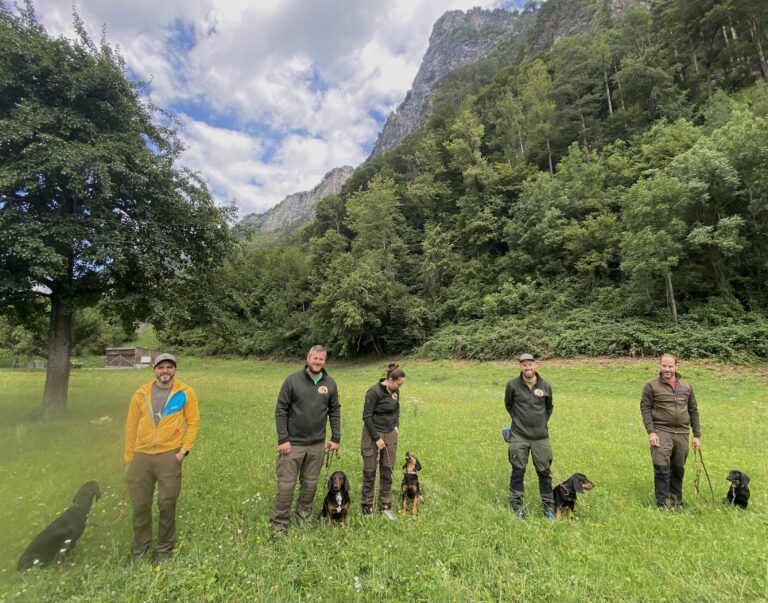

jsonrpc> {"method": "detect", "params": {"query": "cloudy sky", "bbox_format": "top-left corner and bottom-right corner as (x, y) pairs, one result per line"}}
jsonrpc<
(30, 0), (524, 217)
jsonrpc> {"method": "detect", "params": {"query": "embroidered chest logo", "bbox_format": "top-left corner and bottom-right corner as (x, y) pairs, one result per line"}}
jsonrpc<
(318, 386), (329, 395)
(533, 388), (545, 397)
(392, 392), (398, 400)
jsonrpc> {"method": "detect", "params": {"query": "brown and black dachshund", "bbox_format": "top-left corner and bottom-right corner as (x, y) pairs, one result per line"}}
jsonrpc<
(18, 481), (101, 570)
(321, 471), (350, 524)
(553, 473), (594, 520)
(400, 452), (424, 516)
(725, 470), (750, 509)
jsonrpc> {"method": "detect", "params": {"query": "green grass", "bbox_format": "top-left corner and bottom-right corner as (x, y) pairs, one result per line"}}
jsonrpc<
(0, 358), (766, 602)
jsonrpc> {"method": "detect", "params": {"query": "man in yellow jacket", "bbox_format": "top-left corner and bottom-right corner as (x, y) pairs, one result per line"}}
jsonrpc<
(124, 353), (200, 564)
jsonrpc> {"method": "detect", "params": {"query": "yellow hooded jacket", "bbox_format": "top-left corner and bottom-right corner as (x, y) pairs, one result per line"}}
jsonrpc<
(124, 378), (200, 462)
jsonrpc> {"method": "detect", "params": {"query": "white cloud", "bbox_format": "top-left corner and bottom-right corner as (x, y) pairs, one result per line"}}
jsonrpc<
(30, 0), (516, 215)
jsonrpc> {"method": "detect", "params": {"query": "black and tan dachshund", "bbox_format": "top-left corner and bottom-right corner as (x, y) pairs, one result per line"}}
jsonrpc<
(400, 452), (424, 516)
(553, 473), (594, 520)
(321, 471), (350, 524)
(725, 470), (750, 509)
(18, 481), (101, 570)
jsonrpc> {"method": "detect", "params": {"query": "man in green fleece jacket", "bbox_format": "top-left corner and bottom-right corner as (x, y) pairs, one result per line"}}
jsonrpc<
(640, 353), (701, 509)
(504, 353), (555, 519)
(270, 345), (341, 533)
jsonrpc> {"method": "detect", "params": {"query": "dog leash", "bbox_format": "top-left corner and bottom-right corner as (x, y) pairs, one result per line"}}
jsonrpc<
(693, 447), (715, 505)
(323, 447), (339, 485)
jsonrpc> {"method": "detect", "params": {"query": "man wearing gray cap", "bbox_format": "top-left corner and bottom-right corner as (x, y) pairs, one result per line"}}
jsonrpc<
(504, 353), (555, 519)
(124, 353), (200, 565)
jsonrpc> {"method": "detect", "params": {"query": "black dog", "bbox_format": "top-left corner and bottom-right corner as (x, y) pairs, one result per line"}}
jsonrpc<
(18, 481), (101, 570)
(400, 452), (424, 516)
(725, 470), (750, 509)
(321, 471), (350, 524)
(553, 473), (594, 520)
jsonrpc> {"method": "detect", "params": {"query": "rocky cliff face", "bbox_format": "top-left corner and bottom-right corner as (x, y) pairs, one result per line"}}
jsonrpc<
(370, 7), (524, 157)
(240, 165), (354, 233)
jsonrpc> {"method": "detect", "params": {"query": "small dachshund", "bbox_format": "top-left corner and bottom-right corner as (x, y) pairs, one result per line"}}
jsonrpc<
(725, 470), (750, 509)
(400, 452), (424, 516)
(18, 481), (101, 570)
(321, 471), (350, 524)
(553, 473), (594, 520)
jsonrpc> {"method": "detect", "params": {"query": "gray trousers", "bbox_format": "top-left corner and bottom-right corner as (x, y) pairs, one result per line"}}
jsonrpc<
(507, 432), (554, 511)
(650, 430), (689, 507)
(360, 427), (398, 510)
(270, 442), (325, 531)
(126, 450), (182, 556)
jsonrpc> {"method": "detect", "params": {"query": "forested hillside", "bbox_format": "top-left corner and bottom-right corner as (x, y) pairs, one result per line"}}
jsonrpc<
(157, 0), (768, 360)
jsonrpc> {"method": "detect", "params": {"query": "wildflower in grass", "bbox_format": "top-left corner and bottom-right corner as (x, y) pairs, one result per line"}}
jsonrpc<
(354, 576), (362, 592)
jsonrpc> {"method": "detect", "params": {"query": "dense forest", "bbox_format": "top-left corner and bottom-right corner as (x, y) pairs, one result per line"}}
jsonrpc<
(4, 0), (768, 363)
(158, 0), (768, 360)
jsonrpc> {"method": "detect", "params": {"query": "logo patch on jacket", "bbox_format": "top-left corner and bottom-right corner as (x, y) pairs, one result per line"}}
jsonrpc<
(318, 386), (329, 394)
(533, 388), (545, 397)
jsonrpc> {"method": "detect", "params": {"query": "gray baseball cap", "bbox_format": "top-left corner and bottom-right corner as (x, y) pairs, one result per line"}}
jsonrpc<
(153, 353), (177, 367)
(518, 353), (535, 362)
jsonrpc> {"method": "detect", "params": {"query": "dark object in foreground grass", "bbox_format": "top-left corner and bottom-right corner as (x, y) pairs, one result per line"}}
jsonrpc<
(321, 471), (350, 524)
(553, 473), (594, 520)
(401, 452), (424, 516)
(725, 470), (750, 509)
(17, 481), (101, 570)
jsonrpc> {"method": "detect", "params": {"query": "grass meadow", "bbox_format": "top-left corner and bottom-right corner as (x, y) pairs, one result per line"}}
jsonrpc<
(0, 357), (766, 602)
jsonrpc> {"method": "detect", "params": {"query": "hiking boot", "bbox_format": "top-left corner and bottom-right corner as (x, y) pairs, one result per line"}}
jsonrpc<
(513, 508), (526, 520)
(381, 507), (397, 521)
(362, 505), (374, 517)
(543, 510), (556, 520)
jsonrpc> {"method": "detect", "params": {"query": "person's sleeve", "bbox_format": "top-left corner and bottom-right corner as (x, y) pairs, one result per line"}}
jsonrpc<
(504, 382), (514, 419)
(546, 385), (554, 420)
(124, 393), (140, 462)
(640, 383), (655, 433)
(328, 384), (341, 444)
(182, 387), (201, 452)
(275, 378), (292, 445)
(362, 387), (379, 440)
(688, 385), (701, 438)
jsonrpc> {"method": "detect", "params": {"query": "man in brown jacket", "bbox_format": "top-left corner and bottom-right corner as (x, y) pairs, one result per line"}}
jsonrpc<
(640, 353), (701, 509)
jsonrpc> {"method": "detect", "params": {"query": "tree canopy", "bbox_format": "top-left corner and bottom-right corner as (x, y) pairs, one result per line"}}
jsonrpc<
(0, 4), (233, 416)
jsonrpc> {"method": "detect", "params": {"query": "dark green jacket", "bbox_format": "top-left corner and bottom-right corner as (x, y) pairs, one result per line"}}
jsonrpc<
(362, 380), (400, 441)
(504, 372), (553, 440)
(640, 373), (701, 437)
(275, 367), (341, 446)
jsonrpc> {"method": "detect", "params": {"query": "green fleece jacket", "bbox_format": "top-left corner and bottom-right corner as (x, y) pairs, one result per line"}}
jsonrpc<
(275, 366), (341, 446)
(640, 373), (701, 437)
(504, 372), (553, 440)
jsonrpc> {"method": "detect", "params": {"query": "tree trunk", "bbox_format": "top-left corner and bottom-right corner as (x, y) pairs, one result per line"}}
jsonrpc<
(546, 137), (554, 176)
(39, 293), (73, 419)
(750, 19), (768, 83)
(665, 272), (678, 323)
(603, 69), (613, 115)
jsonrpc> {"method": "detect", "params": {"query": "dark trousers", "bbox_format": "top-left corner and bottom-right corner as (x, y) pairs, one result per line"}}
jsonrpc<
(270, 443), (325, 531)
(361, 427), (398, 510)
(126, 450), (182, 556)
(507, 432), (554, 512)
(650, 430), (689, 507)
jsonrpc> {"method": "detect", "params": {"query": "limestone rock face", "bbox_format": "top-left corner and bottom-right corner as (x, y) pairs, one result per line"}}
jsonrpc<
(370, 7), (523, 157)
(240, 166), (354, 233)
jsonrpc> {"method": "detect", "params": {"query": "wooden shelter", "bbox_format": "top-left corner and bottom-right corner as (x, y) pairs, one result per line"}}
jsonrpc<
(105, 347), (160, 369)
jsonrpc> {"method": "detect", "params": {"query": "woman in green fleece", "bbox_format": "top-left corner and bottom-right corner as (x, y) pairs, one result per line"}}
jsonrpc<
(360, 362), (405, 520)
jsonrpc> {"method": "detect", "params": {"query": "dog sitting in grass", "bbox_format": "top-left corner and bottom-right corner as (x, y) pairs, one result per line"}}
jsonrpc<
(725, 470), (750, 509)
(321, 471), (350, 524)
(17, 481), (101, 570)
(553, 473), (594, 520)
(400, 452), (424, 516)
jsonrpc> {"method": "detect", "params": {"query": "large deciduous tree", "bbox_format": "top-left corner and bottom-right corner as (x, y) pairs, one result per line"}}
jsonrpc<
(0, 5), (233, 417)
